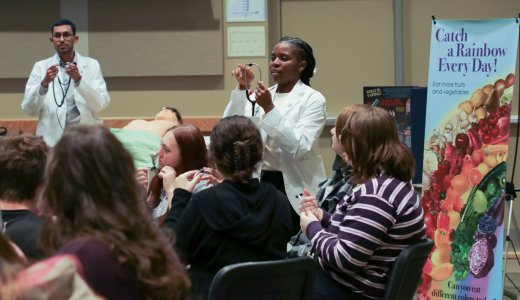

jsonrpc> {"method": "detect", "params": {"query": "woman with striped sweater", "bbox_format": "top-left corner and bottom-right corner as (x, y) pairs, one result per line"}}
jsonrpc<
(300, 104), (426, 299)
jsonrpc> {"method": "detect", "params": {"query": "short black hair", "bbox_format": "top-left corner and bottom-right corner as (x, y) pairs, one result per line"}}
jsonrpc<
(164, 107), (183, 124)
(51, 18), (76, 36)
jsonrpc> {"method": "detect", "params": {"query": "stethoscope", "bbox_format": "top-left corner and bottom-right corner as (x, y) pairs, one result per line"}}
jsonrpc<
(52, 61), (77, 129)
(243, 63), (262, 116)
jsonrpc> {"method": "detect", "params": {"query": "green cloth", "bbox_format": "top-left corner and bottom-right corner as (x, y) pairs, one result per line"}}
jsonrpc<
(110, 128), (160, 168)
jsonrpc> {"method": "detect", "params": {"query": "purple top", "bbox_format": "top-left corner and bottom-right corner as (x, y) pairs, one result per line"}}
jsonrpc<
(306, 173), (426, 299)
(57, 237), (142, 300)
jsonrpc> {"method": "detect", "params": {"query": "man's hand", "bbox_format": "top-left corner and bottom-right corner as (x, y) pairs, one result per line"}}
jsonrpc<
(41, 65), (59, 88)
(65, 63), (81, 82)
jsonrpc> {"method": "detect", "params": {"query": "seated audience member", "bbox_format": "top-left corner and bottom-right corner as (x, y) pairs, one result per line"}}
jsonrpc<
(110, 107), (183, 168)
(164, 115), (293, 299)
(0, 231), (101, 299)
(308, 125), (355, 213)
(289, 122), (355, 255)
(300, 104), (426, 300)
(37, 125), (190, 300)
(0, 134), (48, 260)
(135, 124), (210, 222)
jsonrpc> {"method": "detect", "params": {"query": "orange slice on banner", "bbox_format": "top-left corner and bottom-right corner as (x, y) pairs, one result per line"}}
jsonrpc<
(468, 168), (483, 187)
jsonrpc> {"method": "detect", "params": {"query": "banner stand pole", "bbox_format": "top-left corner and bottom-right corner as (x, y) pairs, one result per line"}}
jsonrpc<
(503, 184), (519, 300)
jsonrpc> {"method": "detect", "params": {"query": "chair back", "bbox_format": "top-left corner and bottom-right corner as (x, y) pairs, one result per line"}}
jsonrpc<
(384, 239), (434, 300)
(207, 256), (316, 300)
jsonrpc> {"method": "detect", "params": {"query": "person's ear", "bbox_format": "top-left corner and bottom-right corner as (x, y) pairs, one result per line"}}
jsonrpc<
(298, 61), (307, 73)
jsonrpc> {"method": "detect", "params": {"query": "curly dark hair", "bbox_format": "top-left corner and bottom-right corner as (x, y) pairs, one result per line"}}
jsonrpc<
(0, 134), (48, 202)
(37, 125), (190, 299)
(210, 116), (263, 185)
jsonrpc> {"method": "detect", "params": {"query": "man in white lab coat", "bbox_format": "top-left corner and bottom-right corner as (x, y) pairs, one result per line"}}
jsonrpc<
(22, 18), (110, 146)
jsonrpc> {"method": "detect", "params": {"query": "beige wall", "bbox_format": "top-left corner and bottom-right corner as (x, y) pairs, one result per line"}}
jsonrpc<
(281, 0), (396, 175)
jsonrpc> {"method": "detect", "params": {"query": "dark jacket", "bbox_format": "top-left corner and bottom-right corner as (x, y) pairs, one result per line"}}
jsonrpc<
(164, 179), (293, 298)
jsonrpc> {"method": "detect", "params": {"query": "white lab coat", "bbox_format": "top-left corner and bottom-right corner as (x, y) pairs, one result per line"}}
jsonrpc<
(21, 52), (110, 146)
(224, 80), (327, 212)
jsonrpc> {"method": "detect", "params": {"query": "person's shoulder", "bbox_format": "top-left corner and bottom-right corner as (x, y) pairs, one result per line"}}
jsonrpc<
(19, 210), (43, 226)
(75, 52), (91, 60)
(124, 119), (150, 129)
(193, 181), (227, 200)
(148, 120), (176, 136)
(123, 119), (175, 136)
(76, 53), (101, 65)
(58, 237), (109, 256)
(294, 81), (325, 103)
(258, 181), (290, 203)
(2, 210), (42, 227)
(33, 56), (56, 66)
(366, 174), (417, 203)
(306, 87), (325, 102)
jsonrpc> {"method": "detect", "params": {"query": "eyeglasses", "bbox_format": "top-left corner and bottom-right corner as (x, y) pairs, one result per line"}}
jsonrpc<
(52, 32), (74, 39)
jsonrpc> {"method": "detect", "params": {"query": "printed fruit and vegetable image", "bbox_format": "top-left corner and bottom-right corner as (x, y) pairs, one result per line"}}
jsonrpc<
(417, 73), (514, 299)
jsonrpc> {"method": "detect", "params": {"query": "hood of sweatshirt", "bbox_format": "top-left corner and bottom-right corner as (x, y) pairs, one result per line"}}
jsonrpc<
(192, 179), (292, 247)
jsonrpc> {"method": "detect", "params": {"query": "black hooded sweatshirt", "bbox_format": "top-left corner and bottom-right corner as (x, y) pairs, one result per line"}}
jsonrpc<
(163, 179), (293, 296)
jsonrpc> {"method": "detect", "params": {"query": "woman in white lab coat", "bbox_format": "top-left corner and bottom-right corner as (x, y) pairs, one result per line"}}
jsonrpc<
(224, 36), (327, 230)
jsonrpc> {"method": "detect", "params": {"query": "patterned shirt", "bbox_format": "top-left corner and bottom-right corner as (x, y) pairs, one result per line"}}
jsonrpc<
(315, 165), (353, 213)
(306, 172), (426, 299)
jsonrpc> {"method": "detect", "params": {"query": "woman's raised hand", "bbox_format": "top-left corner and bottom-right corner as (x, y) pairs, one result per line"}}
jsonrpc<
(198, 167), (223, 186)
(254, 81), (274, 113)
(164, 169), (201, 210)
(159, 166), (178, 195)
(231, 64), (254, 90)
(173, 170), (202, 193)
(135, 167), (149, 189)
(300, 208), (319, 233)
(298, 188), (323, 221)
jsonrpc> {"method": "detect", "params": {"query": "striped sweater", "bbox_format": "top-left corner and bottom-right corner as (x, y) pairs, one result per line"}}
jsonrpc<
(306, 173), (426, 299)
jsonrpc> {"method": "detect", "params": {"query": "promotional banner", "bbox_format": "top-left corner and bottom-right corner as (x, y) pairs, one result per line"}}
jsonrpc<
(419, 19), (519, 300)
